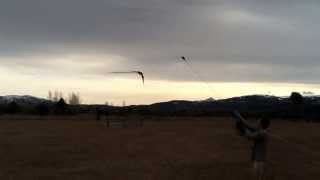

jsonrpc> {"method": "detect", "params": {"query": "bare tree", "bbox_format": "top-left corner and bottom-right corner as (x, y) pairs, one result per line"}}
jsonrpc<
(59, 92), (64, 101)
(48, 90), (64, 102)
(68, 92), (82, 105)
(53, 91), (60, 102)
(48, 91), (53, 101)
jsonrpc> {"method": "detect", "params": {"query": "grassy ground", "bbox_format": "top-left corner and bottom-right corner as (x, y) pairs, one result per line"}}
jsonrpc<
(0, 116), (319, 179)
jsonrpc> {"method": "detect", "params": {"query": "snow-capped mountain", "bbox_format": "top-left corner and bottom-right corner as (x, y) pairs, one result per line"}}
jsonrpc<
(0, 95), (52, 106)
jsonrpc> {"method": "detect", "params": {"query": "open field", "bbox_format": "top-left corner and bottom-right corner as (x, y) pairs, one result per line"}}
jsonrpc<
(0, 116), (320, 179)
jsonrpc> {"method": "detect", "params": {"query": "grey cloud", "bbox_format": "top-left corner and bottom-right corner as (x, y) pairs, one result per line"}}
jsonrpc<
(0, 0), (320, 83)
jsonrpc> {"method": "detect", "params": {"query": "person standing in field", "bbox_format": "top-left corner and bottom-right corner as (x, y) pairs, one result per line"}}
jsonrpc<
(232, 111), (271, 180)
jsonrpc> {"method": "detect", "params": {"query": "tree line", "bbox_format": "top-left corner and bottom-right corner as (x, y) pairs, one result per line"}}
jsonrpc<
(0, 91), (319, 123)
(48, 90), (82, 105)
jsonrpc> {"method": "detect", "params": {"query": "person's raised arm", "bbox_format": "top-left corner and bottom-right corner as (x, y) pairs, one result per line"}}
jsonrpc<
(231, 110), (257, 131)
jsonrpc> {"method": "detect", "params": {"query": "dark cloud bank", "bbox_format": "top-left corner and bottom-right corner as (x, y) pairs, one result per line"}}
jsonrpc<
(0, 0), (320, 83)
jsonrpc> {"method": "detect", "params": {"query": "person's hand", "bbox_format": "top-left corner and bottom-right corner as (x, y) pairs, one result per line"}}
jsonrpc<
(236, 121), (245, 136)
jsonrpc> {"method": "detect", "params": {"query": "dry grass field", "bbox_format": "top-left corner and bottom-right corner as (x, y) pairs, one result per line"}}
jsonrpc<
(0, 116), (319, 179)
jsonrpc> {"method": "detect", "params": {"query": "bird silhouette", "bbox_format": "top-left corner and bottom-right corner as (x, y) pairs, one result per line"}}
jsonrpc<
(110, 71), (145, 85)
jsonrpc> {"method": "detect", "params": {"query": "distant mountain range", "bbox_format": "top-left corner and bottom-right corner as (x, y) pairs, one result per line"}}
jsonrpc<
(0, 95), (52, 107)
(2, 94), (320, 115)
(148, 95), (283, 107)
(2, 94), (320, 107)
(129, 95), (320, 117)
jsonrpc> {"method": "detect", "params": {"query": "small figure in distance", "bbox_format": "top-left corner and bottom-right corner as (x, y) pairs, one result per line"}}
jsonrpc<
(96, 107), (101, 122)
(231, 110), (271, 180)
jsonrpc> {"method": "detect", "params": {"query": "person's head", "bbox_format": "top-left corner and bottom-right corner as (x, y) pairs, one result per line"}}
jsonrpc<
(260, 117), (270, 129)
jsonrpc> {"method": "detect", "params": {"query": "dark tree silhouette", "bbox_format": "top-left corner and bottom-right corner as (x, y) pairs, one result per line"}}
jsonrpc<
(6, 101), (21, 114)
(289, 92), (304, 120)
(290, 92), (303, 105)
(35, 103), (50, 116)
(54, 98), (68, 115)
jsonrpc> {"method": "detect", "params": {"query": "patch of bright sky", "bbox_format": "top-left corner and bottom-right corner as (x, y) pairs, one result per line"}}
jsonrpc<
(0, 64), (319, 105)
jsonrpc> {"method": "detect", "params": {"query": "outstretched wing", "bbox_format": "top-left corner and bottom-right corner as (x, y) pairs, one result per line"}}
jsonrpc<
(110, 71), (145, 85)
(130, 71), (144, 85)
(138, 72), (144, 85)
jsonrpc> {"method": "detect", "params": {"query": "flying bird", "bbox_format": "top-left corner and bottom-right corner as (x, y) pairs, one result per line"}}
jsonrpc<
(110, 71), (145, 85)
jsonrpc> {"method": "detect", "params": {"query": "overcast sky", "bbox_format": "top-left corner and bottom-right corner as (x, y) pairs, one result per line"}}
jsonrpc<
(0, 0), (320, 104)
